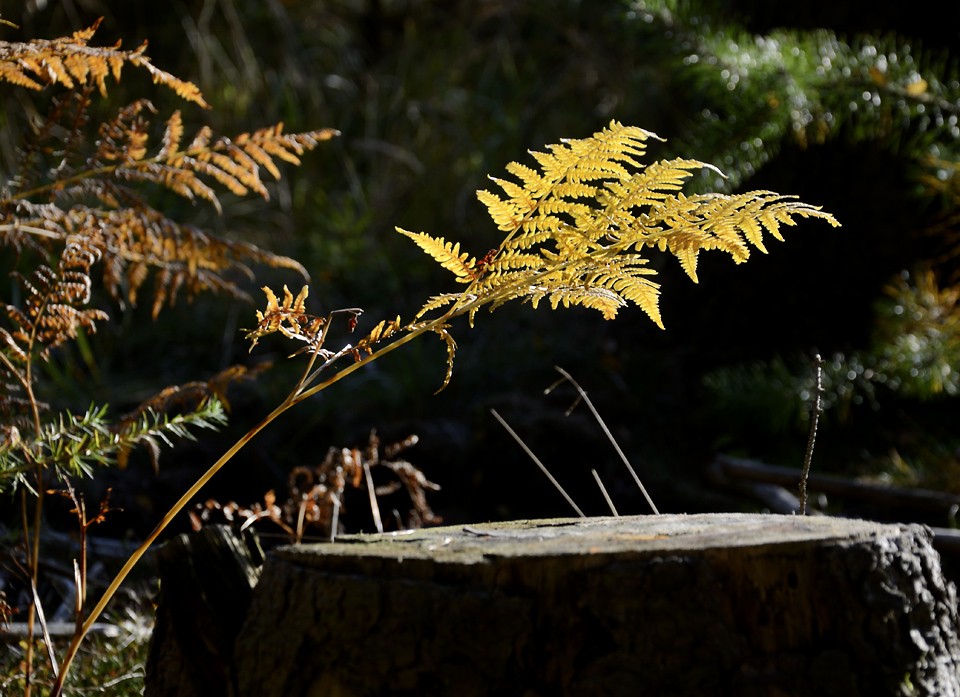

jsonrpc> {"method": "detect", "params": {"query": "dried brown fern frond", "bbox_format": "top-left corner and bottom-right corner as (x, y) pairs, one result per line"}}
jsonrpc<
(402, 121), (841, 327)
(245, 285), (323, 351)
(88, 205), (309, 316)
(0, 49), (335, 322)
(113, 364), (265, 470)
(5, 96), (339, 213)
(0, 18), (207, 106)
(190, 430), (439, 539)
(3, 238), (109, 363)
(4, 201), (310, 318)
(118, 364), (268, 425)
(106, 114), (339, 212)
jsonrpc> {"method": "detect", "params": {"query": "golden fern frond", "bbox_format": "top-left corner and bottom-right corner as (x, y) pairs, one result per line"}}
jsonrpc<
(406, 121), (840, 325)
(0, 18), (208, 107)
(429, 325), (457, 393)
(646, 191), (837, 282)
(412, 293), (464, 321)
(354, 316), (405, 357)
(592, 258), (663, 326)
(397, 229), (477, 280)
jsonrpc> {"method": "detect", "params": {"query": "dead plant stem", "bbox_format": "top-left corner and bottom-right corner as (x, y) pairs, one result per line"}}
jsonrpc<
(551, 366), (659, 515)
(591, 469), (619, 516)
(490, 408), (585, 518)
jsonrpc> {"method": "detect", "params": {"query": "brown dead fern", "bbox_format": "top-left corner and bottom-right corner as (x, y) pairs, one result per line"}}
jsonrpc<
(0, 20), (339, 697)
(0, 19), (338, 320)
(191, 430), (438, 541)
(0, 17), (207, 106)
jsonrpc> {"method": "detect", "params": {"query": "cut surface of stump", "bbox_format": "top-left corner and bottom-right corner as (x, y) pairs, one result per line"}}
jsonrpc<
(209, 514), (958, 696)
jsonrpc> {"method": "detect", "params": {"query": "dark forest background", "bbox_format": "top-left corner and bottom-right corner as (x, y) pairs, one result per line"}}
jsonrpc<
(4, 0), (960, 535)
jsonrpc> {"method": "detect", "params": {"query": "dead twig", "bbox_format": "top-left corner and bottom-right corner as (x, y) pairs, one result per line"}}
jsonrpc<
(591, 469), (619, 516)
(490, 408), (585, 518)
(364, 461), (384, 534)
(549, 366), (659, 514)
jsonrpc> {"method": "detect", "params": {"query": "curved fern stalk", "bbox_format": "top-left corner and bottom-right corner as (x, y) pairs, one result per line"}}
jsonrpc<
(50, 123), (839, 696)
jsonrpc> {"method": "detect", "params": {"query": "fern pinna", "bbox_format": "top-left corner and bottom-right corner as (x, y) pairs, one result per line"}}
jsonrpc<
(401, 121), (840, 332)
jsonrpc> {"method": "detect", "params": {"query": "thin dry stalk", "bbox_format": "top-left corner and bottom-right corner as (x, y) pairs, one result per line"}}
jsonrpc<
(30, 579), (58, 679)
(329, 492), (341, 542)
(364, 461), (384, 533)
(490, 408), (585, 518)
(591, 469), (619, 516)
(549, 366), (659, 515)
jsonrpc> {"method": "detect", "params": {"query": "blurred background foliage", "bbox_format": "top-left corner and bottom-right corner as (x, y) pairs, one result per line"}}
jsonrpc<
(3, 0), (960, 532)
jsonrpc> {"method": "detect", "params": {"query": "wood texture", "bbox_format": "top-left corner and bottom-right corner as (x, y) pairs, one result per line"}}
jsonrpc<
(224, 514), (960, 697)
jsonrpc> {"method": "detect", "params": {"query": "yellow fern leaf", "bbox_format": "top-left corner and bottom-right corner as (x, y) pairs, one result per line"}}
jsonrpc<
(413, 293), (463, 322)
(396, 229), (476, 279)
(402, 121), (839, 325)
(430, 326), (457, 393)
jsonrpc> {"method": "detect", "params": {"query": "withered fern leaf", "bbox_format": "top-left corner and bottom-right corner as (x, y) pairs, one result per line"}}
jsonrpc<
(0, 20), (336, 321)
(2, 239), (109, 364)
(0, 18), (207, 106)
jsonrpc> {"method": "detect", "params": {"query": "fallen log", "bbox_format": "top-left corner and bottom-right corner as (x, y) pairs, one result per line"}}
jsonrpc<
(715, 455), (960, 513)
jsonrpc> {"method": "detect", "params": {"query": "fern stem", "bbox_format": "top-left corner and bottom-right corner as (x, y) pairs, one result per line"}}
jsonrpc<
(50, 395), (292, 697)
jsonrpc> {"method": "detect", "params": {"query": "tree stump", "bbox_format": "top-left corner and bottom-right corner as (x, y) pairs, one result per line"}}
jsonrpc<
(145, 524), (264, 697)
(147, 514), (960, 697)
